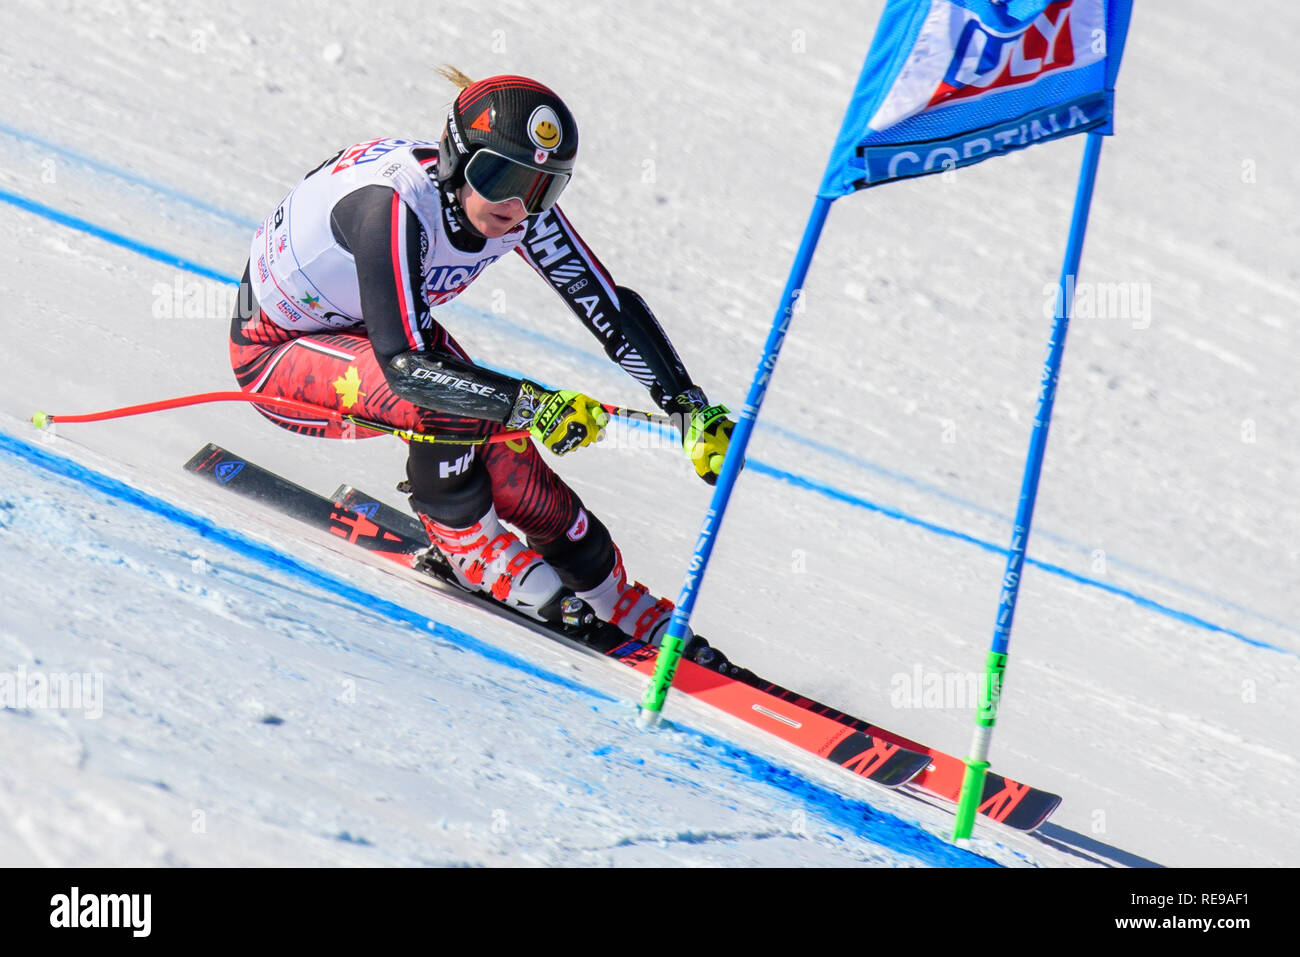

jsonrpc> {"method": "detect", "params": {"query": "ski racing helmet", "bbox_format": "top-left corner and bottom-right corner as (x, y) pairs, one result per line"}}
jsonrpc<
(437, 75), (578, 215)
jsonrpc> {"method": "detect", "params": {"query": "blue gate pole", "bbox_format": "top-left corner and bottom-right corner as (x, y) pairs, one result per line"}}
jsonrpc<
(639, 196), (834, 723)
(952, 131), (1106, 839)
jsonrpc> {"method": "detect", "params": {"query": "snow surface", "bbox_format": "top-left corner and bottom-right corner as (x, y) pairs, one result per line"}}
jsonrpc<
(0, 0), (1296, 867)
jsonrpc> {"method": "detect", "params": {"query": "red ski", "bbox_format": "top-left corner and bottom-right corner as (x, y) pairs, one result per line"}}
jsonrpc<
(185, 442), (1060, 828)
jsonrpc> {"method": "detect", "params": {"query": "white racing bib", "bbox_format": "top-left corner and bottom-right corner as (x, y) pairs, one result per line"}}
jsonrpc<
(249, 138), (523, 332)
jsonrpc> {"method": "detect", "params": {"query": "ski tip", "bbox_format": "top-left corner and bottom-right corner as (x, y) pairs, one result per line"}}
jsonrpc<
(31, 410), (51, 430)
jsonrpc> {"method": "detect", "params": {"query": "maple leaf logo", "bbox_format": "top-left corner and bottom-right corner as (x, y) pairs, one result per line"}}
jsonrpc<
(332, 365), (365, 409)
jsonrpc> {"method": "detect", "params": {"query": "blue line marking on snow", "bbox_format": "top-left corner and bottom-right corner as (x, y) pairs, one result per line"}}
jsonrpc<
(757, 421), (1300, 637)
(0, 186), (236, 284)
(0, 431), (601, 696)
(0, 120), (260, 229)
(1, 182), (1291, 650)
(745, 463), (1292, 655)
(0, 428), (994, 867)
(695, 740), (993, 866)
(596, 415), (1292, 654)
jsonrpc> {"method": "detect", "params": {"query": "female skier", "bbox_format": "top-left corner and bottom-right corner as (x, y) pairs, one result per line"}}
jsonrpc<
(229, 71), (734, 651)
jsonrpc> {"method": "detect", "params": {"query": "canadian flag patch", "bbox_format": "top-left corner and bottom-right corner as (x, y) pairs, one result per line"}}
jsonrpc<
(566, 508), (589, 542)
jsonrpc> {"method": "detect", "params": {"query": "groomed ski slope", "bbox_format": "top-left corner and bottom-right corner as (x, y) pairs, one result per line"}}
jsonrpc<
(1, 0), (1296, 866)
(0, 428), (1007, 867)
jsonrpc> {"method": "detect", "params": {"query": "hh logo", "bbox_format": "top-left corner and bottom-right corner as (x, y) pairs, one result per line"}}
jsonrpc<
(439, 446), (476, 479)
(928, 1), (1090, 109)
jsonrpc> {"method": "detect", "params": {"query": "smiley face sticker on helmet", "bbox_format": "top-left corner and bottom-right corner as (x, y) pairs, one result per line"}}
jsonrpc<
(528, 105), (563, 152)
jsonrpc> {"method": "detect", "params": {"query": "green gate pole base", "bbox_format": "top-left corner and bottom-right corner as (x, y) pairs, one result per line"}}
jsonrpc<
(638, 630), (685, 728)
(952, 759), (989, 843)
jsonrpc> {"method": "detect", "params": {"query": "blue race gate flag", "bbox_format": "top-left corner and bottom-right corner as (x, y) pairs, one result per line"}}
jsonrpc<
(646, 0), (1134, 744)
(820, 0), (1132, 196)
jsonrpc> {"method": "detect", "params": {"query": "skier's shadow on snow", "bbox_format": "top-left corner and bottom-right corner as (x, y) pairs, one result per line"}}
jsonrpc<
(1033, 822), (1164, 868)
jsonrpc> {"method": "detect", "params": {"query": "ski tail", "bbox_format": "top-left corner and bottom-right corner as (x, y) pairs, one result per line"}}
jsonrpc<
(745, 677), (1062, 830)
(184, 443), (424, 563)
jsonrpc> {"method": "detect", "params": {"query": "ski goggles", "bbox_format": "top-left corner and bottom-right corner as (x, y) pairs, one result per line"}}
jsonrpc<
(463, 149), (570, 214)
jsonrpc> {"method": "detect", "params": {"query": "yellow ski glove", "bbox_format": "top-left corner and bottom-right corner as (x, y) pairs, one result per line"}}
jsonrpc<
(509, 381), (609, 456)
(682, 403), (735, 485)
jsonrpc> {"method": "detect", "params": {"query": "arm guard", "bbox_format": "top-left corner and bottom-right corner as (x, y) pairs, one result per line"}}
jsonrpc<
(386, 351), (523, 424)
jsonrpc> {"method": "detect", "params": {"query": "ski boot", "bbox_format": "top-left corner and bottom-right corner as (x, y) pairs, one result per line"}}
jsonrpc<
(415, 504), (564, 621)
(571, 546), (737, 673)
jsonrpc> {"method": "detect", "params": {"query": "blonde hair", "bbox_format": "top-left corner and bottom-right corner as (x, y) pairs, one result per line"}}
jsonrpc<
(436, 65), (475, 91)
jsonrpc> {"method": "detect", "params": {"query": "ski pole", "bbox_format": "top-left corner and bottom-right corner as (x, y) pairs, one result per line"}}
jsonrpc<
(599, 402), (676, 430)
(32, 391), (676, 445)
(31, 391), (530, 445)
